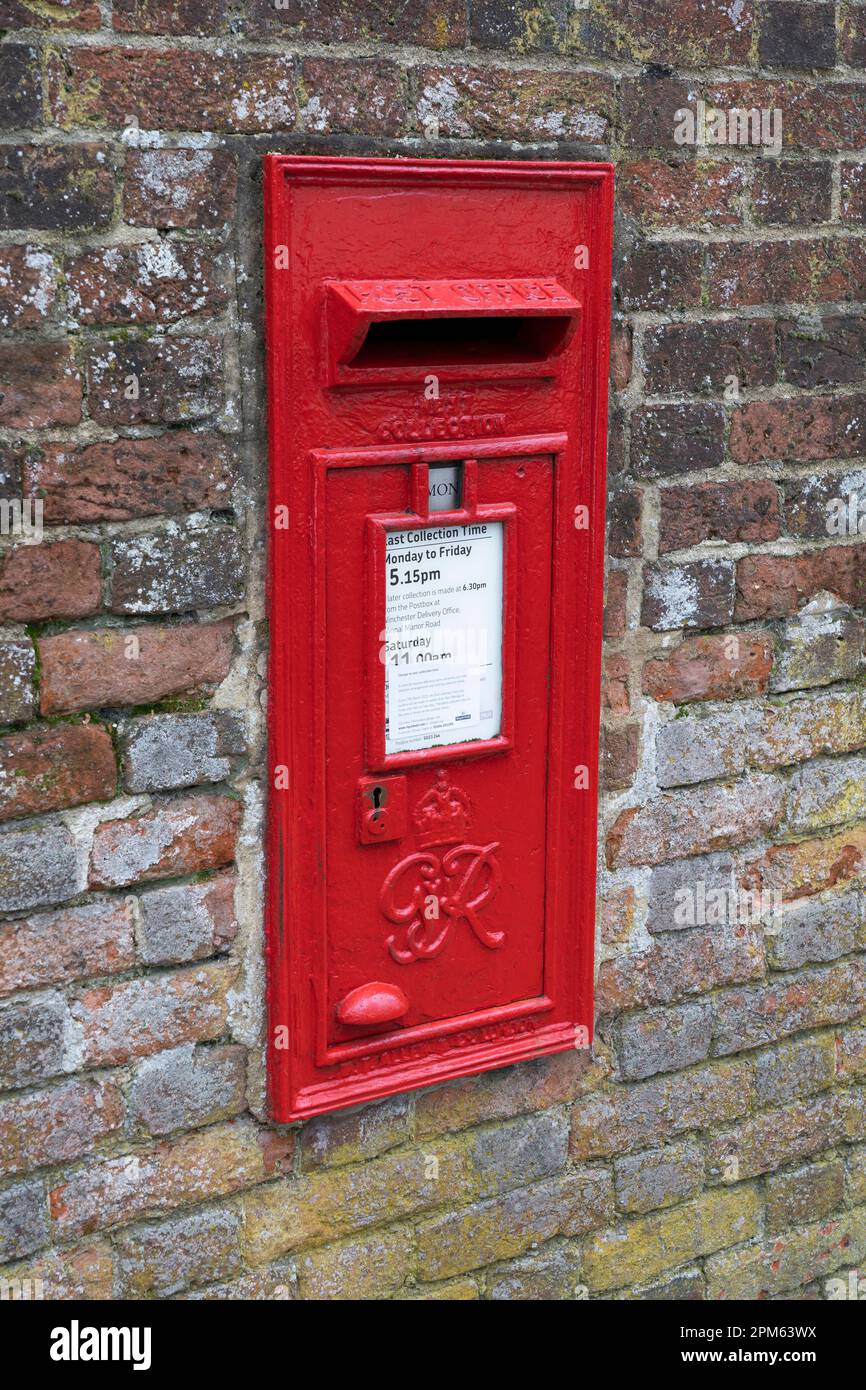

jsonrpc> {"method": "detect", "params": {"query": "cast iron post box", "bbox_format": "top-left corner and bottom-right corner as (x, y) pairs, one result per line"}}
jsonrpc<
(264, 155), (614, 1122)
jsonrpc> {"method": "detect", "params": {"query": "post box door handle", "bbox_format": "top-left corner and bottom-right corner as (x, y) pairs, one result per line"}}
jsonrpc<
(336, 981), (409, 1027)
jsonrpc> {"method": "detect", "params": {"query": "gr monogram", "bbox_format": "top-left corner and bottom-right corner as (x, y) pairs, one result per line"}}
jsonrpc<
(379, 771), (503, 964)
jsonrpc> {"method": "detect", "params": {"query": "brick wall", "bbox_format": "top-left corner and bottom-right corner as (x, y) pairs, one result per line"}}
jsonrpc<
(0, 0), (865, 1301)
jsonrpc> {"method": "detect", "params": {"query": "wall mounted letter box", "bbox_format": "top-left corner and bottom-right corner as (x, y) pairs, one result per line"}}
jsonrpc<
(264, 155), (614, 1122)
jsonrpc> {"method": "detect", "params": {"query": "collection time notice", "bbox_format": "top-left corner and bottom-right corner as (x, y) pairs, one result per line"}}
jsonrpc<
(383, 522), (504, 755)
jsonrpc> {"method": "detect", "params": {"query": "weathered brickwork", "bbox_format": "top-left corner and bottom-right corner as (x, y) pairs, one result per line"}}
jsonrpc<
(0, 0), (865, 1302)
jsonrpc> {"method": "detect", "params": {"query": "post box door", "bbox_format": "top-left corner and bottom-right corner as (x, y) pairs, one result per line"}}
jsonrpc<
(325, 452), (553, 1047)
(264, 154), (614, 1121)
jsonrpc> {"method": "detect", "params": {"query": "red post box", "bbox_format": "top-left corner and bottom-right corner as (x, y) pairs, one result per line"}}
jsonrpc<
(264, 155), (614, 1122)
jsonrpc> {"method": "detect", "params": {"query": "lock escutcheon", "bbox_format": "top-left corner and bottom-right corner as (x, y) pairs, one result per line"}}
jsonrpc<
(356, 774), (408, 844)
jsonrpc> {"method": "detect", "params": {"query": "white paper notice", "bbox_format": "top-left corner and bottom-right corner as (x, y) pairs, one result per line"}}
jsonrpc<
(384, 522), (504, 755)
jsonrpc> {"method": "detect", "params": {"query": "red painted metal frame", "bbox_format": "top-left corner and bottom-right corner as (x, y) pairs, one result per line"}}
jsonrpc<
(264, 155), (614, 1123)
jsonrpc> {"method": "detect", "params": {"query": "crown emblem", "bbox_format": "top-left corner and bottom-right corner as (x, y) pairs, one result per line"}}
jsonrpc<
(412, 769), (472, 848)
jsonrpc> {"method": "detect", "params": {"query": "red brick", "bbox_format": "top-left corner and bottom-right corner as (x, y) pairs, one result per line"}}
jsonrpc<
(597, 924), (764, 1014)
(609, 322), (632, 391)
(841, 164), (866, 222)
(298, 58), (405, 136)
(586, 0), (753, 65)
(608, 486), (642, 558)
(742, 826), (866, 903)
(602, 724), (639, 791)
(48, 47), (297, 132)
(0, 341), (80, 427)
(707, 238), (866, 308)
(0, 899), (134, 996)
(0, 245), (56, 328)
(246, 0), (467, 45)
(620, 75), (700, 151)
(123, 149), (237, 228)
(713, 962), (866, 1056)
(779, 315), (866, 389)
(0, 723), (115, 822)
(2, 1243), (114, 1300)
(631, 404), (725, 479)
(602, 653), (631, 714)
(618, 159), (746, 228)
(113, 0), (226, 34)
(414, 65), (613, 142)
(618, 240), (704, 312)
(0, 0), (100, 27)
(85, 336), (222, 426)
(735, 548), (866, 621)
(604, 569), (628, 638)
(66, 242), (227, 326)
(0, 43), (40, 126)
(71, 959), (235, 1066)
(706, 81), (866, 153)
(25, 432), (238, 524)
(0, 145), (114, 231)
(643, 633), (774, 704)
(38, 619), (234, 715)
(0, 1078), (123, 1179)
(89, 792), (241, 888)
(836, 1027), (866, 1079)
(0, 540), (101, 622)
(49, 1118), (293, 1238)
(658, 481), (780, 553)
(753, 160), (833, 226)
(841, 5), (866, 63)
(643, 320), (776, 395)
(730, 395), (866, 465)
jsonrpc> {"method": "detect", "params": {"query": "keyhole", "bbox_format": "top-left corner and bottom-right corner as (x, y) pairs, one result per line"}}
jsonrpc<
(372, 786), (383, 811)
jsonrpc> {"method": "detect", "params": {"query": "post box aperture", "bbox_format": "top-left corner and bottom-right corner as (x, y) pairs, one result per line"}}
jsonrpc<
(264, 156), (614, 1122)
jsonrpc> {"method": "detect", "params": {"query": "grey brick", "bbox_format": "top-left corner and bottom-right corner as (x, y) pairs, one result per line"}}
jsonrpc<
(765, 890), (863, 970)
(656, 708), (750, 788)
(138, 871), (237, 966)
(116, 1206), (241, 1298)
(0, 996), (66, 1090)
(755, 1035), (837, 1107)
(129, 1043), (246, 1136)
(0, 640), (36, 725)
(470, 1109), (570, 1198)
(617, 1001), (713, 1081)
(614, 1142), (704, 1214)
(0, 819), (78, 912)
(646, 853), (737, 933)
(486, 1240), (584, 1300)
(770, 597), (864, 694)
(0, 1177), (48, 1262)
(121, 711), (245, 793)
(109, 521), (244, 615)
(786, 756), (866, 834)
